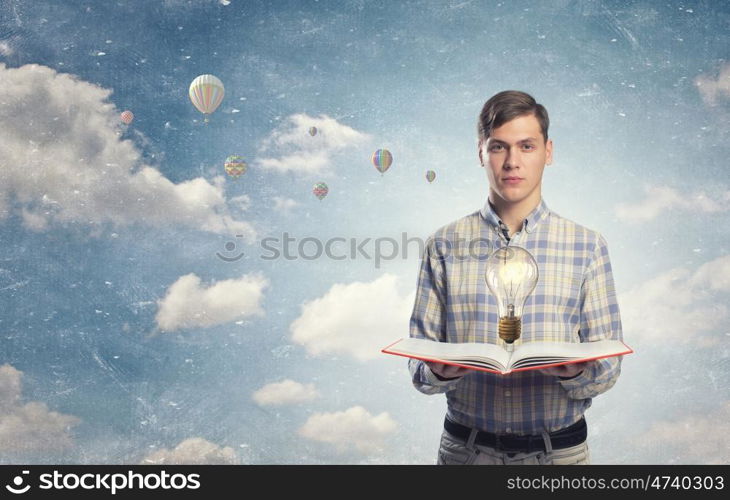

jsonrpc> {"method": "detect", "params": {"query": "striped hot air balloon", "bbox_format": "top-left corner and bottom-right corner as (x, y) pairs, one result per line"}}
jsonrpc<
(425, 170), (436, 183)
(120, 110), (134, 124)
(224, 155), (247, 178)
(189, 74), (225, 122)
(312, 182), (329, 201)
(372, 149), (392, 175)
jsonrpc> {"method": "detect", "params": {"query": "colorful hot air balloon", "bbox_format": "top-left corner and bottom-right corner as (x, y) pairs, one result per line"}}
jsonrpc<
(224, 155), (247, 178)
(312, 182), (329, 201)
(189, 74), (225, 122)
(425, 170), (436, 183)
(372, 149), (392, 175)
(120, 110), (134, 124)
(308, 126), (318, 136)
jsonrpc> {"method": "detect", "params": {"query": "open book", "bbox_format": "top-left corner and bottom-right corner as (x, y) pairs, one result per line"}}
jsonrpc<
(382, 337), (633, 375)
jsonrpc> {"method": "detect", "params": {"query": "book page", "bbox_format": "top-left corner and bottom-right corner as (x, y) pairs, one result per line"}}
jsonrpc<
(509, 340), (630, 370)
(385, 338), (511, 372)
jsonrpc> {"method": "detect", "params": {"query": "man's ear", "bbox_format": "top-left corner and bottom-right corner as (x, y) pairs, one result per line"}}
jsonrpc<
(545, 139), (553, 165)
(477, 140), (485, 166)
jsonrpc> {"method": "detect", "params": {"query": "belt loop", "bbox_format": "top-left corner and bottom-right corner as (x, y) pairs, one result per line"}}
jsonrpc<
(465, 427), (479, 451)
(541, 429), (553, 455)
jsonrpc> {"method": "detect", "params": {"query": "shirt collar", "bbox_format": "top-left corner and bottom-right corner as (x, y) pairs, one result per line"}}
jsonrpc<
(479, 197), (550, 234)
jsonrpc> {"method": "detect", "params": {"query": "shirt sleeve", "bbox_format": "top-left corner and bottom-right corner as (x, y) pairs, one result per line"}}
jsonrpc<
(408, 237), (463, 394)
(560, 234), (624, 400)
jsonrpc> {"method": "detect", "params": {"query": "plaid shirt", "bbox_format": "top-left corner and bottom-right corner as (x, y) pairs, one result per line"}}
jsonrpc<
(409, 198), (624, 435)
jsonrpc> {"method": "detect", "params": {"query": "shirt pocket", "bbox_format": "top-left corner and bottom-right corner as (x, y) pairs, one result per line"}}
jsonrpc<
(535, 262), (583, 309)
(525, 265), (583, 342)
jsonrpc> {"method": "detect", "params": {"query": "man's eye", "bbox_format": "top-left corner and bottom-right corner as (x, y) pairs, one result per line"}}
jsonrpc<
(522, 144), (535, 150)
(489, 145), (504, 151)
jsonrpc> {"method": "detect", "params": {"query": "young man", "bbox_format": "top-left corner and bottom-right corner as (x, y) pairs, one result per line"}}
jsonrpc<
(409, 90), (624, 465)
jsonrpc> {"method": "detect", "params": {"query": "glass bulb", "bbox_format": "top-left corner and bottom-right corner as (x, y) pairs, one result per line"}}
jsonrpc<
(484, 246), (538, 343)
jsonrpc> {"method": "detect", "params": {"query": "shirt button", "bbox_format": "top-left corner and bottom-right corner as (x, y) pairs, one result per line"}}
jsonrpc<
(504, 390), (511, 397)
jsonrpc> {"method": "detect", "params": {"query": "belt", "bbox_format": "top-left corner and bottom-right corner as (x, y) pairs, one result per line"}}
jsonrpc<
(444, 417), (587, 453)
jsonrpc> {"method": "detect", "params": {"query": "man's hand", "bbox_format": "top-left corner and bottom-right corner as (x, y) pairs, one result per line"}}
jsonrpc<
(540, 362), (588, 378)
(426, 362), (470, 380)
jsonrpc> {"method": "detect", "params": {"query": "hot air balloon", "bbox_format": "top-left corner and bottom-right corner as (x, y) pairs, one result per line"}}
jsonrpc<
(308, 126), (318, 137)
(425, 170), (436, 183)
(312, 182), (329, 201)
(120, 110), (134, 124)
(224, 155), (247, 178)
(189, 74), (225, 122)
(372, 149), (392, 175)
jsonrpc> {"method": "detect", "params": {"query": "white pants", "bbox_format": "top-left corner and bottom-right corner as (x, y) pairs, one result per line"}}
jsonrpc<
(437, 428), (590, 465)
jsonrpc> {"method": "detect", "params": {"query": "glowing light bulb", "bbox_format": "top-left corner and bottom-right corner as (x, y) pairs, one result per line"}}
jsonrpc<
(485, 246), (539, 344)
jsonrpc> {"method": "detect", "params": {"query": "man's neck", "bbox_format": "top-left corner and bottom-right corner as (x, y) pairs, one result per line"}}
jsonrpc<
(489, 193), (541, 237)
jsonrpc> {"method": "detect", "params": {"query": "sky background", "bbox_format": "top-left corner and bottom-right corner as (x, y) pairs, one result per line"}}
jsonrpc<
(0, 0), (728, 464)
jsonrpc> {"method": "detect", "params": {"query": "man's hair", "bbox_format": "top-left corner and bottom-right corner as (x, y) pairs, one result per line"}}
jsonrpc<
(477, 90), (549, 143)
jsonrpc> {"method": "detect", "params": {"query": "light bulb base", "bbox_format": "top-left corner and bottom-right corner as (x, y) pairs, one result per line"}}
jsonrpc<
(498, 316), (521, 344)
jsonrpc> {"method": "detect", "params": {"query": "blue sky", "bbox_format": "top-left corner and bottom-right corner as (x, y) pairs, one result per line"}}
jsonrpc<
(0, 0), (728, 464)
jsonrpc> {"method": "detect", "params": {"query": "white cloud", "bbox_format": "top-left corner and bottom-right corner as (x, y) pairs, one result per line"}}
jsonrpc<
(155, 273), (268, 332)
(636, 402), (730, 464)
(252, 379), (319, 406)
(695, 63), (730, 106)
(229, 194), (251, 213)
(619, 254), (730, 345)
(290, 274), (414, 361)
(0, 41), (13, 56)
(256, 113), (371, 175)
(272, 196), (300, 214)
(0, 364), (80, 453)
(0, 63), (254, 238)
(298, 406), (397, 454)
(141, 437), (238, 464)
(615, 185), (730, 223)
(688, 255), (730, 291)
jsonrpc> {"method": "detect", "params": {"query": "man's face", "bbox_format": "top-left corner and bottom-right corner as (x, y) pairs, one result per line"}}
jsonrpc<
(479, 114), (553, 207)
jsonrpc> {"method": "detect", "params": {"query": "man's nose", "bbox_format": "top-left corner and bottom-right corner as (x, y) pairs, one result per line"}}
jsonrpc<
(504, 147), (521, 169)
